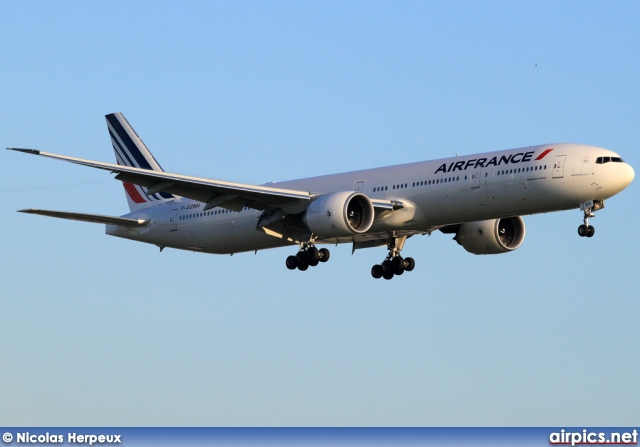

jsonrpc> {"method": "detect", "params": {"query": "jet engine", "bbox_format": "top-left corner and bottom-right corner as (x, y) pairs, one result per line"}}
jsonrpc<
(454, 217), (525, 254)
(303, 191), (374, 238)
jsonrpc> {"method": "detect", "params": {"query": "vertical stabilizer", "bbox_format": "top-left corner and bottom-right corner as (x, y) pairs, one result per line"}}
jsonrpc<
(105, 113), (174, 212)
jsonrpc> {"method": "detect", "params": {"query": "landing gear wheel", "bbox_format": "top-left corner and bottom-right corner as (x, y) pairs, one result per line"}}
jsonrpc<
(370, 234), (416, 280)
(578, 202), (598, 239)
(298, 261), (309, 271)
(296, 251), (309, 271)
(404, 257), (415, 272)
(319, 248), (330, 262)
(307, 246), (319, 264)
(285, 255), (298, 270)
(578, 224), (588, 237)
(392, 256), (405, 275)
(381, 260), (395, 280)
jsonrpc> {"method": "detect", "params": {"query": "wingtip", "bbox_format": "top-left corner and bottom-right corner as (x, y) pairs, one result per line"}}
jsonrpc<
(7, 148), (41, 155)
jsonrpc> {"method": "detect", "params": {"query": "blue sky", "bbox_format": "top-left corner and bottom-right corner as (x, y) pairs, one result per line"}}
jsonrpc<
(1, 1), (639, 426)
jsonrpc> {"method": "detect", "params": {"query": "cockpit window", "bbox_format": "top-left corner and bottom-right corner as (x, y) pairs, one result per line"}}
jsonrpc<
(596, 156), (624, 164)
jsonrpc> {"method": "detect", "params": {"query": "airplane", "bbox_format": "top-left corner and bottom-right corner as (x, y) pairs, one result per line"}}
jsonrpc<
(8, 113), (635, 280)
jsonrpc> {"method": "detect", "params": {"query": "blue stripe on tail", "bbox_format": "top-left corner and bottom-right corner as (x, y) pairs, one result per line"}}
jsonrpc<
(106, 113), (174, 208)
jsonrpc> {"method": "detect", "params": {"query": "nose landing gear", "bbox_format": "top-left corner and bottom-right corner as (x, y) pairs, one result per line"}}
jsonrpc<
(578, 200), (602, 238)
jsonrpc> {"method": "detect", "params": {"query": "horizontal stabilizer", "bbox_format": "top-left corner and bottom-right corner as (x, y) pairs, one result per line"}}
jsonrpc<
(18, 209), (148, 227)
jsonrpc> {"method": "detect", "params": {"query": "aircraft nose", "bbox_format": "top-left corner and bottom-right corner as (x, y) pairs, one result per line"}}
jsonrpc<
(619, 162), (635, 189)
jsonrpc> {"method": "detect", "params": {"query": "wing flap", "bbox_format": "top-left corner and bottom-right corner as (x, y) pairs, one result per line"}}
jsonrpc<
(18, 209), (148, 226)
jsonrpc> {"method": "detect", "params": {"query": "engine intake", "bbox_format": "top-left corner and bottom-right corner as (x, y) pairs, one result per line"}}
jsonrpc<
(304, 191), (374, 238)
(455, 217), (526, 254)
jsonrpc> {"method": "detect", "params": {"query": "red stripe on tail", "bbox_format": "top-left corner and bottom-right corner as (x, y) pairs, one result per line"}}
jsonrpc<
(122, 182), (147, 204)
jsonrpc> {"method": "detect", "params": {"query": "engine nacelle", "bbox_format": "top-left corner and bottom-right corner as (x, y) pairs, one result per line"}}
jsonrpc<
(303, 191), (374, 238)
(455, 217), (526, 254)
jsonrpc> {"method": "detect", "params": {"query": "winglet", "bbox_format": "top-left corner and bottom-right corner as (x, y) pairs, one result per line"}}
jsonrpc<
(7, 148), (41, 155)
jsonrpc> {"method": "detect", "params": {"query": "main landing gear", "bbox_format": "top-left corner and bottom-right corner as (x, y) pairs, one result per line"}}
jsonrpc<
(578, 201), (598, 238)
(285, 240), (330, 271)
(370, 235), (415, 280)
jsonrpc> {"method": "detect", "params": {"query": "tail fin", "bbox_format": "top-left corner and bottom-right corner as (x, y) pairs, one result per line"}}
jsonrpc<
(105, 113), (174, 212)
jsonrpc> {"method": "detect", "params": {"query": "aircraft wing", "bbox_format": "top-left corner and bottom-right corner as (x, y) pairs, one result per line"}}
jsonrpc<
(9, 148), (403, 214)
(8, 148), (313, 212)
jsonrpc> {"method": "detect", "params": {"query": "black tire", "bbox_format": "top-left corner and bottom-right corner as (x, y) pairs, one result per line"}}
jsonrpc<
(587, 225), (595, 238)
(319, 248), (330, 262)
(392, 256), (405, 274)
(309, 256), (320, 267)
(296, 251), (309, 271)
(307, 246), (319, 264)
(578, 224), (588, 237)
(382, 259), (394, 275)
(286, 255), (298, 270)
(296, 250), (308, 264)
(298, 259), (309, 271)
(404, 257), (415, 272)
(382, 269), (394, 280)
(371, 264), (383, 279)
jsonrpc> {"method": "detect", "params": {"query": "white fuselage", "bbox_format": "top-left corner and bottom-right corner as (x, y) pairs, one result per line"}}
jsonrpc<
(106, 143), (634, 254)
